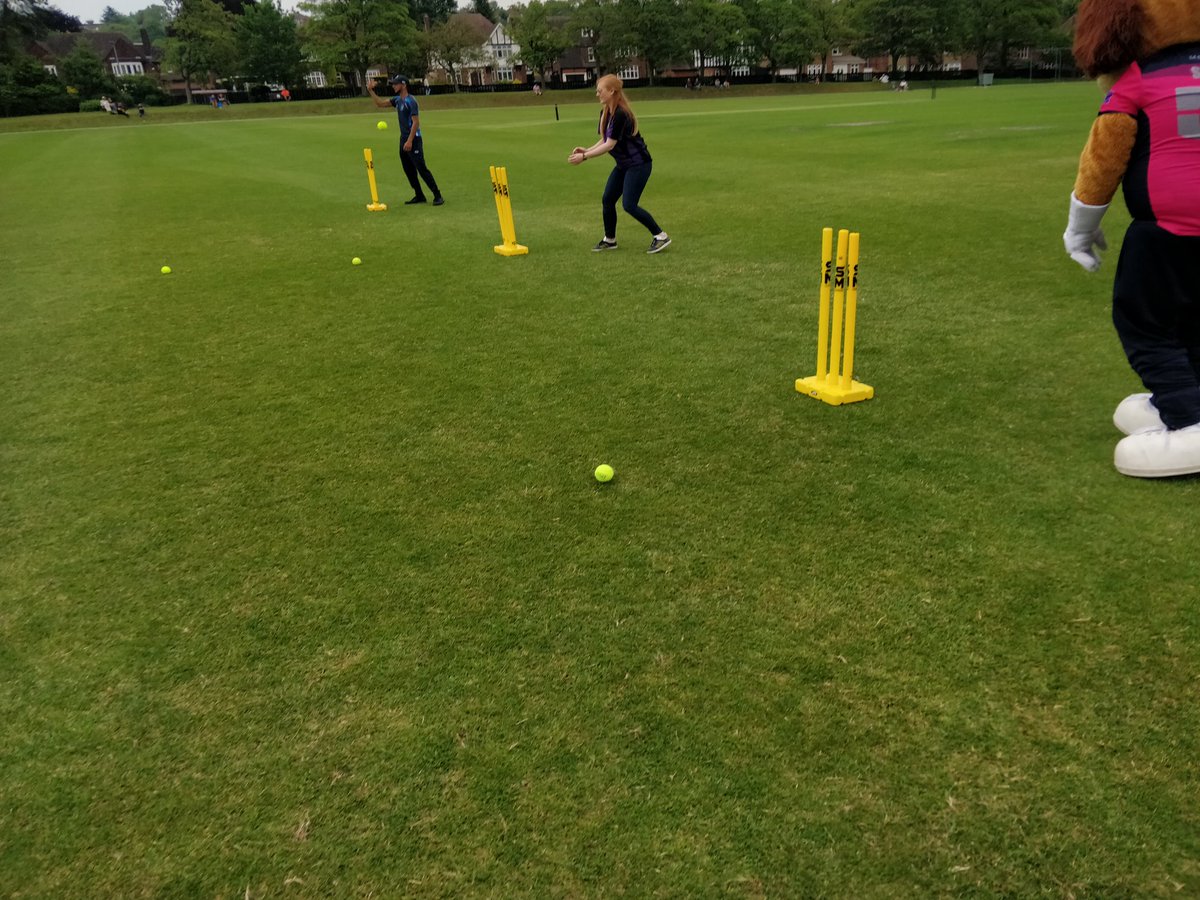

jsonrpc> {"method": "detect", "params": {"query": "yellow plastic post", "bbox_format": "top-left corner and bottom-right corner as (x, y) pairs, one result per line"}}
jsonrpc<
(490, 165), (528, 256)
(814, 227), (833, 384)
(796, 227), (873, 406)
(841, 232), (861, 391)
(827, 228), (849, 382)
(364, 148), (387, 211)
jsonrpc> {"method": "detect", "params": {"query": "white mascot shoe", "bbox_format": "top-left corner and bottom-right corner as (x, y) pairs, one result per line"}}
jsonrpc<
(1114, 422), (1200, 477)
(1112, 393), (1164, 435)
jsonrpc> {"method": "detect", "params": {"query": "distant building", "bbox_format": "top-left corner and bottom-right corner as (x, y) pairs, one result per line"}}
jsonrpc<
(28, 29), (160, 80)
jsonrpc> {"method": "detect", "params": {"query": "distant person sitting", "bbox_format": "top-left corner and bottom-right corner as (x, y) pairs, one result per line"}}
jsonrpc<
(115, 102), (129, 117)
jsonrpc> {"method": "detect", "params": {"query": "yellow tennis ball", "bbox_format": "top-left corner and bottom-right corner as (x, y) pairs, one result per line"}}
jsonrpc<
(160, 265), (171, 275)
(376, 120), (387, 130)
(352, 257), (362, 265)
(594, 464), (614, 483)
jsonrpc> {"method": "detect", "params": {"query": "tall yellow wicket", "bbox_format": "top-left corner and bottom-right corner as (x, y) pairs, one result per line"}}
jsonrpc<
(490, 165), (529, 256)
(363, 148), (387, 211)
(796, 227), (873, 406)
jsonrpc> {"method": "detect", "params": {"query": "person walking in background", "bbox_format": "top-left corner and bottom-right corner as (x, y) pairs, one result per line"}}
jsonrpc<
(368, 74), (444, 206)
(568, 74), (670, 253)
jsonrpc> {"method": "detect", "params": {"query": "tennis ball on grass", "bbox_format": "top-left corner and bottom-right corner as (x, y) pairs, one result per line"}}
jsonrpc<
(352, 257), (362, 265)
(377, 121), (388, 130)
(160, 265), (171, 275)
(594, 464), (614, 483)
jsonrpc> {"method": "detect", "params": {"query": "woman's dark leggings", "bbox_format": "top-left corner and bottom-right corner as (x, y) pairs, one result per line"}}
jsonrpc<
(602, 162), (660, 238)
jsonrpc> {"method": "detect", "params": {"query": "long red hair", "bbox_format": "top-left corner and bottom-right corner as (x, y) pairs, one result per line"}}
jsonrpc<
(598, 74), (638, 137)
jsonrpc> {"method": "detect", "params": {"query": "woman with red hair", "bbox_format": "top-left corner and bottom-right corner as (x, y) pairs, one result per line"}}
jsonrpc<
(568, 74), (672, 254)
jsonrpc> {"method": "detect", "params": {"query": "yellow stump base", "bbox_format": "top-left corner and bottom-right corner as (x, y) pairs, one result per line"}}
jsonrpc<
(367, 202), (387, 211)
(795, 376), (874, 406)
(493, 242), (529, 256)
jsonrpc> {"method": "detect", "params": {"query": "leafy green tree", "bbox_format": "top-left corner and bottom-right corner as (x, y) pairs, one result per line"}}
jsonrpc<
(960, 0), (1061, 71)
(407, 0), (454, 28)
(424, 14), (484, 89)
(507, 0), (570, 82)
(60, 40), (117, 97)
(164, 0), (236, 102)
(2, 0), (79, 64)
(736, 0), (819, 81)
(133, 5), (170, 43)
(570, 0), (635, 76)
(684, 0), (749, 81)
(236, 0), (305, 86)
(97, 5), (170, 44)
(808, 0), (849, 79)
(623, 0), (685, 84)
(300, 0), (419, 95)
(0, 54), (75, 115)
(469, 0), (497, 22)
(118, 71), (169, 102)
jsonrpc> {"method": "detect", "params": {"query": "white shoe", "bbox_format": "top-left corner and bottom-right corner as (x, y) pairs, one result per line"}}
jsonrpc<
(1113, 392), (1164, 435)
(1114, 422), (1200, 477)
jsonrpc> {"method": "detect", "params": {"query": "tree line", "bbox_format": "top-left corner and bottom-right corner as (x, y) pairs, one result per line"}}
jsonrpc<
(1, 0), (1079, 116)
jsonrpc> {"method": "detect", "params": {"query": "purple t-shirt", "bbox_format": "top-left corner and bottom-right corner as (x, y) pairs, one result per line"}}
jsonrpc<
(1099, 42), (1200, 236)
(601, 107), (652, 169)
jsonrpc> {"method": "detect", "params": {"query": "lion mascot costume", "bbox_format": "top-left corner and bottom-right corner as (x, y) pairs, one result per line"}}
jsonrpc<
(1065, 0), (1200, 477)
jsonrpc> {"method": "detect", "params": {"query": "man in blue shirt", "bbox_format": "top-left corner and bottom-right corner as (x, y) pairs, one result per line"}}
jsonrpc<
(368, 75), (444, 206)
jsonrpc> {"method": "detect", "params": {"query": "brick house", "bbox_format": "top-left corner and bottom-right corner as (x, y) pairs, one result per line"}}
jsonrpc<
(28, 30), (159, 80)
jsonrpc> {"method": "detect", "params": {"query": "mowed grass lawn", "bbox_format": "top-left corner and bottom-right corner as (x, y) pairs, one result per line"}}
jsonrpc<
(2, 83), (1198, 897)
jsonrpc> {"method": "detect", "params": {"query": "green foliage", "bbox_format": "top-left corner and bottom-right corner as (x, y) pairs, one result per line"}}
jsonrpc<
(469, 0), (497, 21)
(407, 0), (454, 27)
(96, 5), (170, 45)
(0, 54), (75, 113)
(59, 40), (117, 98)
(118, 72), (169, 103)
(164, 0), (236, 94)
(623, 0), (687, 83)
(961, 0), (1065, 71)
(571, 0), (636, 75)
(684, 0), (750, 75)
(507, 0), (571, 81)
(236, 0), (305, 87)
(299, 0), (419, 94)
(736, 0), (820, 80)
(424, 15), (487, 89)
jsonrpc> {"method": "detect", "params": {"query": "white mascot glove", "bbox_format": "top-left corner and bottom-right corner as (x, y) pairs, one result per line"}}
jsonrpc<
(1063, 193), (1110, 272)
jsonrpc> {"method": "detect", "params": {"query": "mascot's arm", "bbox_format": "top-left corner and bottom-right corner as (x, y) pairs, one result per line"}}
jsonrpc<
(1064, 113), (1137, 272)
(1074, 113), (1138, 205)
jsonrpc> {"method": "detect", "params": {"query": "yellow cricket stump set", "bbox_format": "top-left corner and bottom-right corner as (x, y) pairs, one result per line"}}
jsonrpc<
(796, 227), (874, 406)
(489, 165), (528, 257)
(362, 148), (387, 211)
(362, 148), (529, 258)
(363, 153), (870, 404)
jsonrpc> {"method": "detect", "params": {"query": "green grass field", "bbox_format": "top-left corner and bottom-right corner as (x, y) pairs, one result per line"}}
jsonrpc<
(3, 83), (1199, 897)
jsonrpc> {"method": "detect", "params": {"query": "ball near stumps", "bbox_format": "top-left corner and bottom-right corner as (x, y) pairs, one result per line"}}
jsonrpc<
(594, 464), (614, 483)
(352, 257), (362, 266)
(160, 265), (171, 275)
(376, 120), (388, 130)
